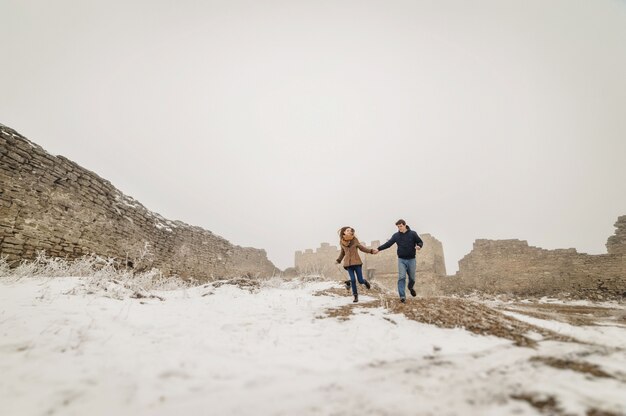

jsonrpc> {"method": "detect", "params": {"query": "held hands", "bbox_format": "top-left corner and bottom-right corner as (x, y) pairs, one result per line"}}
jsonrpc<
(372, 249), (379, 254)
(415, 245), (421, 251)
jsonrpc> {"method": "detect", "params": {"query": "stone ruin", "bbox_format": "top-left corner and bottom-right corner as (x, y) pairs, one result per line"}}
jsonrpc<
(1, 122), (624, 298)
(296, 218), (626, 300)
(0, 124), (278, 281)
(448, 216), (626, 299)
(295, 234), (446, 295)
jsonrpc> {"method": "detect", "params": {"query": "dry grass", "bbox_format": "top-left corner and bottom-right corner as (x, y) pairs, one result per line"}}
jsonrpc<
(388, 297), (575, 347)
(511, 392), (622, 416)
(530, 356), (614, 379)
(510, 393), (563, 415)
(0, 252), (191, 300)
(317, 283), (576, 347)
(500, 303), (626, 326)
(313, 280), (389, 297)
(586, 409), (623, 416)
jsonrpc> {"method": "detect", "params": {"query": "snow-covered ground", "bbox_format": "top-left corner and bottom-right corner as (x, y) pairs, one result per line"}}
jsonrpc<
(1, 276), (625, 416)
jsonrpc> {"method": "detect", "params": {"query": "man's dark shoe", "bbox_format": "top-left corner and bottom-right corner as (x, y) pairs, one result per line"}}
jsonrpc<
(345, 280), (351, 290)
(409, 288), (416, 297)
(400, 298), (406, 303)
(364, 280), (371, 290)
(353, 295), (358, 303)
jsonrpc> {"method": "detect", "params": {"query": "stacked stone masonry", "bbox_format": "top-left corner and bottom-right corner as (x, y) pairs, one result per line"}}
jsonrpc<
(447, 219), (626, 299)
(607, 215), (626, 256)
(0, 124), (278, 280)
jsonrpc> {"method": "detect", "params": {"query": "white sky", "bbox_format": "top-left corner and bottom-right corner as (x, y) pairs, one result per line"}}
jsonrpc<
(2, 0), (625, 273)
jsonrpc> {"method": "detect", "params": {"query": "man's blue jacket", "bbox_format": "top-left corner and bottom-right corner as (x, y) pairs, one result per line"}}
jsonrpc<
(377, 226), (424, 259)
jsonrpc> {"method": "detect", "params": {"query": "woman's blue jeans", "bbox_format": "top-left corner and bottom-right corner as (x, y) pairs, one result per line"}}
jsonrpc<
(397, 258), (416, 299)
(346, 265), (366, 295)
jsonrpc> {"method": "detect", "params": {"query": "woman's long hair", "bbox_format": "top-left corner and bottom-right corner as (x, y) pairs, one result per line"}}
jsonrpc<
(338, 226), (356, 244)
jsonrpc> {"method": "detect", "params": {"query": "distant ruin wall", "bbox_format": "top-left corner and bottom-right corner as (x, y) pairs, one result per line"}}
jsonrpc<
(607, 216), (626, 256)
(295, 234), (446, 286)
(0, 124), (278, 280)
(444, 217), (626, 299)
(295, 218), (626, 299)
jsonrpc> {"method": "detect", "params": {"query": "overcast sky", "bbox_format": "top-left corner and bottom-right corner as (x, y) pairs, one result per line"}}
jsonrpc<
(2, 0), (625, 273)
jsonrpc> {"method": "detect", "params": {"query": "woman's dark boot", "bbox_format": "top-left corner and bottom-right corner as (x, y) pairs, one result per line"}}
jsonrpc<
(353, 294), (358, 303)
(364, 280), (371, 290)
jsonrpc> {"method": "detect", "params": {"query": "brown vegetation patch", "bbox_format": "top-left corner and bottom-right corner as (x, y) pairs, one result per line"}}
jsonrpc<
(586, 409), (622, 416)
(511, 393), (621, 416)
(503, 308), (595, 326)
(530, 356), (614, 378)
(500, 303), (626, 326)
(312, 281), (390, 298)
(388, 297), (575, 347)
(530, 304), (620, 315)
(322, 303), (371, 321)
(317, 291), (383, 321)
(319, 292), (575, 347)
(312, 286), (352, 298)
(510, 394), (562, 415)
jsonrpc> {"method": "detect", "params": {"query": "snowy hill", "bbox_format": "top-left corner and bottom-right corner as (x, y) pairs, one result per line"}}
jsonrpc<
(1, 275), (625, 415)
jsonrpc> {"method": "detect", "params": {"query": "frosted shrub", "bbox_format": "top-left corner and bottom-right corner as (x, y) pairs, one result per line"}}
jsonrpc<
(67, 254), (117, 277)
(0, 256), (12, 278)
(129, 269), (190, 291)
(299, 273), (326, 283)
(260, 275), (286, 289)
(8, 259), (39, 280)
(0, 252), (191, 299)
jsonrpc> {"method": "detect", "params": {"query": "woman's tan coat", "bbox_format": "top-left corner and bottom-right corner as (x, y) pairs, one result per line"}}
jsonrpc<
(336, 237), (373, 268)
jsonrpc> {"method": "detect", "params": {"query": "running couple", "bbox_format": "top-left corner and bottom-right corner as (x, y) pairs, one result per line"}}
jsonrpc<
(336, 219), (424, 303)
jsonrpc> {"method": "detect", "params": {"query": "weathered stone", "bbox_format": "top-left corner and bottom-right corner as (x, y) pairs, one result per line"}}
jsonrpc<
(607, 215), (626, 256)
(6, 151), (25, 164)
(444, 232), (626, 299)
(297, 223), (625, 300)
(0, 123), (279, 280)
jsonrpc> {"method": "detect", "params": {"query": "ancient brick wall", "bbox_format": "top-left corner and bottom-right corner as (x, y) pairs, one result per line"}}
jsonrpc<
(607, 216), (626, 256)
(0, 124), (278, 280)
(295, 233), (447, 287)
(294, 220), (626, 299)
(295, 243), (345, 278)
(446, 220), (626, 299)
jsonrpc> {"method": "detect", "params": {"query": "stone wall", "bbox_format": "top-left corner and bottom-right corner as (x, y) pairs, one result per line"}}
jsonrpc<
(0, 124), (278, 280)
(444, 218), (626, 299)
(295, 233), (446, 293)
(295, 219), (626, 299)
(607, 215), (626, 256)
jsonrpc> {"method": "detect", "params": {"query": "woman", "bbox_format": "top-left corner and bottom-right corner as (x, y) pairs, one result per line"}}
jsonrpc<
(336, 226), (375, 303)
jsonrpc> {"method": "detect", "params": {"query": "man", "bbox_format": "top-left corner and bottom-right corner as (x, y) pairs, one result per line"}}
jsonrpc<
(375, 219), (424, 303)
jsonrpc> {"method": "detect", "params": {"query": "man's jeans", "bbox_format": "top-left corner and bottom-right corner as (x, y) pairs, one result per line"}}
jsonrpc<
(397, 258), (416, 299)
